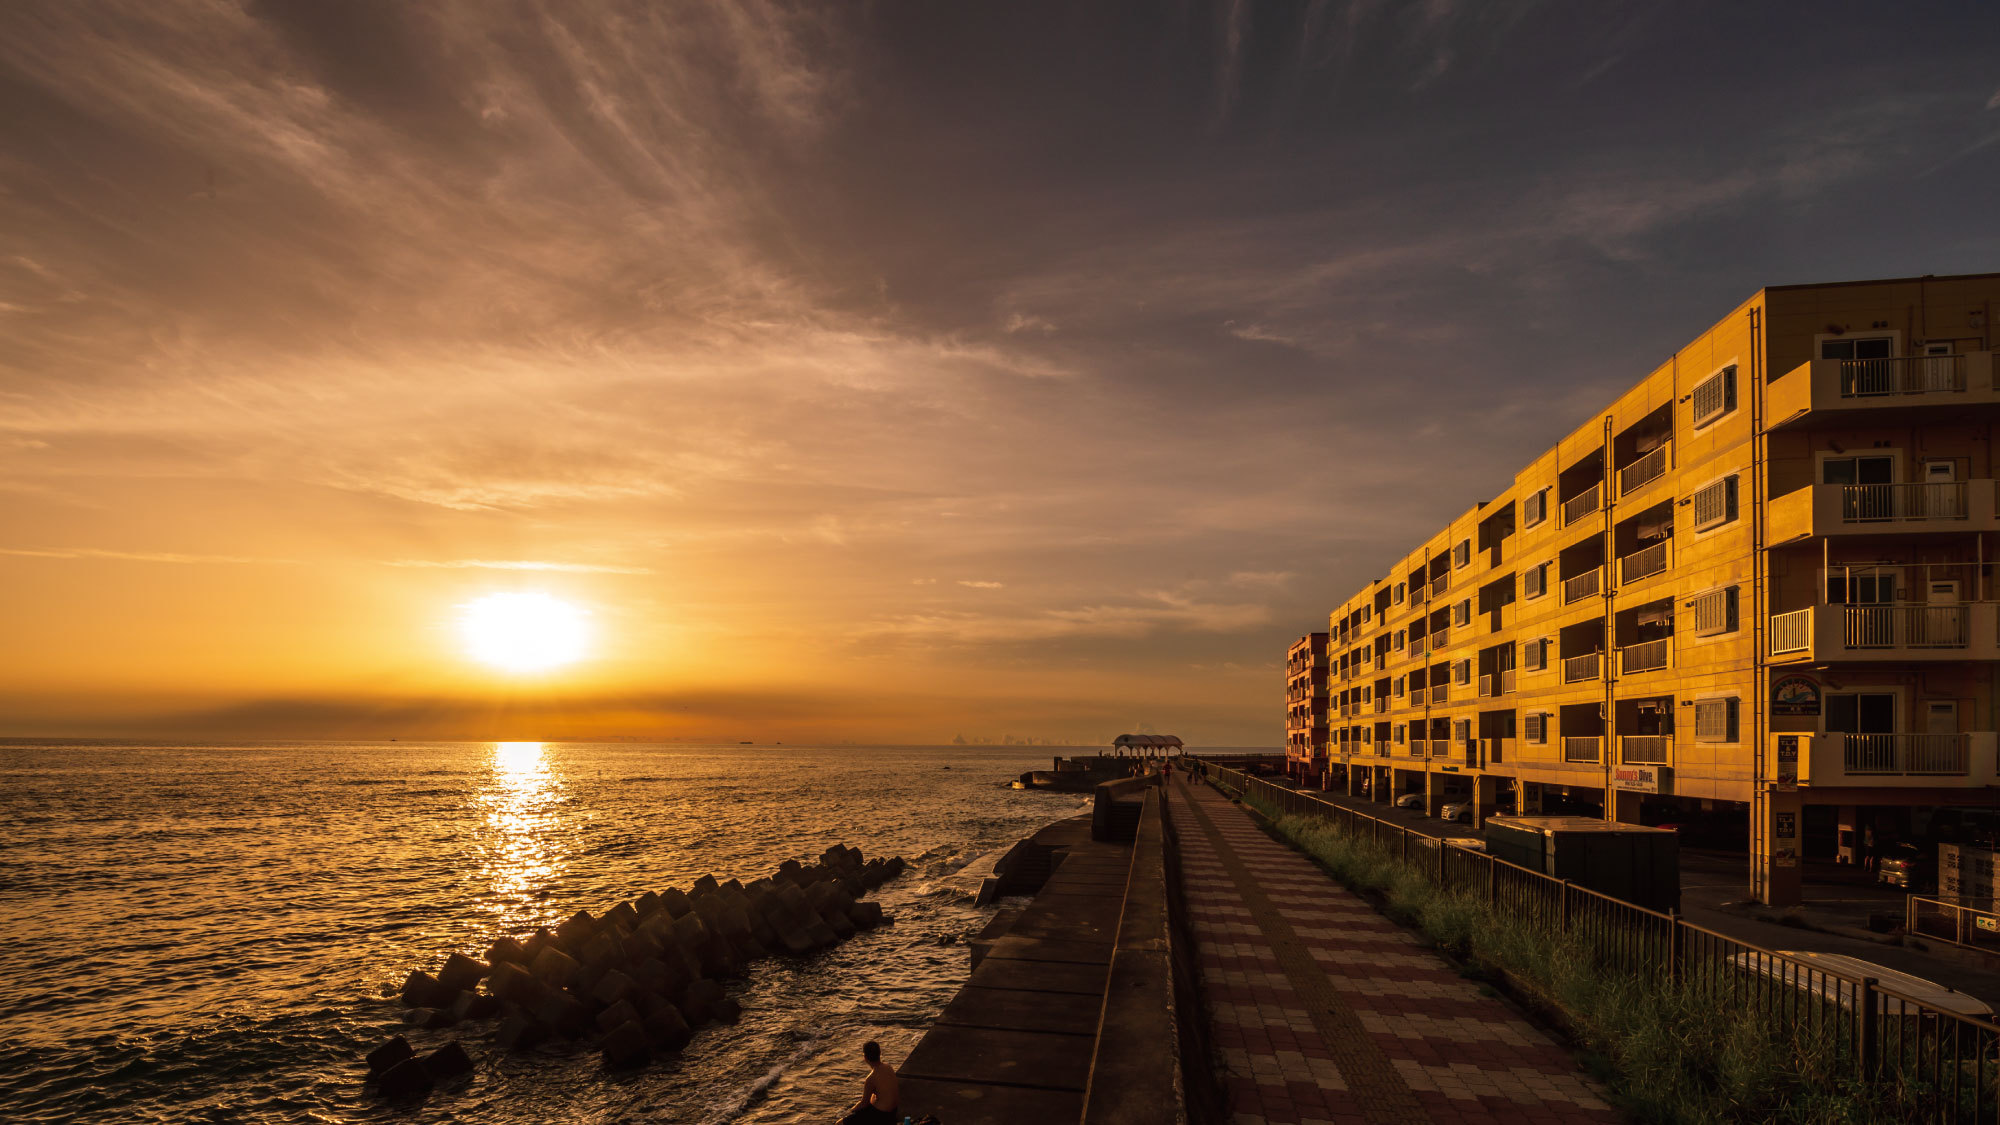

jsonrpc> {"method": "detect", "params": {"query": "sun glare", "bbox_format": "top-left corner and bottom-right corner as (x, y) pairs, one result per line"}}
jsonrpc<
(459, 592), (589, 673)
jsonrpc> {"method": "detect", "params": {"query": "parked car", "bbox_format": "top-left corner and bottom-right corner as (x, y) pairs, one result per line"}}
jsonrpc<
(1394, 792), (1426, 809)
(1877, 841), (1936, 892)
(1439, 800), (1475, 824)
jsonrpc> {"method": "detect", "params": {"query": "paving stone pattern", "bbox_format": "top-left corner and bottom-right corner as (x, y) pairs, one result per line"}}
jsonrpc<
(1172, 774), (1622, 1125)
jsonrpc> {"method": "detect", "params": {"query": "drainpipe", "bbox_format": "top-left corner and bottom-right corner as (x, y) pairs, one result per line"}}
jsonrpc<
(1749, 304), (1769, 902)
(1603, 413), (1617, 821)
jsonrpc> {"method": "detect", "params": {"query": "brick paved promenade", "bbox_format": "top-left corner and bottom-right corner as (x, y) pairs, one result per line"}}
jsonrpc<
(1171, 773), (1622, 1125)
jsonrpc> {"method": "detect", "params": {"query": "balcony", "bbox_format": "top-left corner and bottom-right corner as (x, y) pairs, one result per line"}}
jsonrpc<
(1767, 480), (2000, 542)
(1619, 638), (1670, 674)
(1765, 353), (2000, 431)
(1563, 736), (1602, 763)
(1409, 584), (1427, 606)
(1619, 540), (1669, 585)
(1406, 634), (1427, 657)
(1620, 735), (1671, 765)
(1769, 603), (1998, 661)
(1374, 696), (1388, 714)
(1562, 483), (1602, 527)
(1431, 626), (1451, 650)
(1430, 684), (1450, 704)
(1619, 444), (1670, 497)
(1477, 669), (1516, 698)
(1431, 574), (1449, 599)
(1562, 651), (1601, 683)
(1430, 739), (1455, 759)
(1772, 732), (1999, 788)
(1563, 568), (1602, 605)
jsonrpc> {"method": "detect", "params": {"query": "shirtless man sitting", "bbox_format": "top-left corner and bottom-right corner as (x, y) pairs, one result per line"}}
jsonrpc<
(840, 1040), (900, 1125)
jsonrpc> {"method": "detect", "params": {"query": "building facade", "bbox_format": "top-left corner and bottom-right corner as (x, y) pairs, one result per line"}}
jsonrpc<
(1285, 632), (1329, 786)
(1305, 273), (2000, 905)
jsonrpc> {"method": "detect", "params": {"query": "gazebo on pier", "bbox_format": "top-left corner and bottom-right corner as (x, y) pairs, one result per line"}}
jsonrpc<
(1111, 734), (1184, 759)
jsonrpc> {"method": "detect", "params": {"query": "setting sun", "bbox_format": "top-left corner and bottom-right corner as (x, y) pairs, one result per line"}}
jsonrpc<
(458, 593), (589, 673)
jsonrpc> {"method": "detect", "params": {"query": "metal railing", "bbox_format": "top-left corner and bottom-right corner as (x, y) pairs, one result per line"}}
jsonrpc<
(1431, 684), (1450, 704)
(1620, 540), (1669, 584)
(1562, 483), (1602, 526)
(1563, 651), (1601, 683)
(1908, 895), (2000, 956)
(1563, 567), (1602, 604)
(1431, 626), (1451, 650)
(1478, 673), (1495, 697)
(1406, 633), (1427, 656)
(1842, 482), (1969, 523)
(1431, 574), (1448, 598)
(1500, 668), (1515, 694)
(1197, 762), (2000, 1125)
(1839, 354), (1967, 397)
(1620, 637), (1670, 673)
(1410, 584), (1427, 606)
(1772, 608), (1813, 654)
(1842, 732), (1969, 775)
(1620, 444), (1670, 496)
(1844, 605), (1969, 649)
(1563, 735), (1602, 763)
(1620, 735), (1671, 764)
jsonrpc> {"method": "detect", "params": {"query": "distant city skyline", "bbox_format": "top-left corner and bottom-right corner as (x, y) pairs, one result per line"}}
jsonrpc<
(3, 2), (1999, 742)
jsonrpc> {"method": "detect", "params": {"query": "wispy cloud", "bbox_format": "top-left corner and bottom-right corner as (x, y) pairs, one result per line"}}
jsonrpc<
(0, 547), (294, 565)
(956, 579), (1005, 589)
(384, 558), (655, 575)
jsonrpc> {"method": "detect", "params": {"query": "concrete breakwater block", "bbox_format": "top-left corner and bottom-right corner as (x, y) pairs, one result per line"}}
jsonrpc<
(377, 1056), (433, 1099)
(404, 1006), (457, 1030)
(531, 989), (593, 1037)
(486, 935), (530, 967)
(400, 970), (458, 1009)
(424, 1041), (474, 1079)
(529, 946), (579, 990)
(600, 1020), (651, 1068)
(487, 961), (536, 1002)
(594, 998), (641, 1035)
(437, 952), (488, 993)
(642, 1000), (692, 1048)
(493, 1012), (549, 1050)
(451, 990), (501, 1022)
(366, 1036), (415, 1075)
(556, 910), (597, 952)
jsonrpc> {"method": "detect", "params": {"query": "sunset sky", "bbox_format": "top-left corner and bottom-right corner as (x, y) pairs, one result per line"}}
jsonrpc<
(4, 2), (1999, 743)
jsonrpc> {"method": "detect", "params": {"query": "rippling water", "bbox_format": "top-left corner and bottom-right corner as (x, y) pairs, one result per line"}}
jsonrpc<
(0, 741), (1081, 1123)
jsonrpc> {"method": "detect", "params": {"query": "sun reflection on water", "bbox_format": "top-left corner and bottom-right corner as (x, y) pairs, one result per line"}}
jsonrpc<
(479, 741), (565, 922)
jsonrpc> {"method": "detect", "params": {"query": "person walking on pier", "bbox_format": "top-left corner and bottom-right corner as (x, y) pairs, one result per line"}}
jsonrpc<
(840, 1040), (900, 1125)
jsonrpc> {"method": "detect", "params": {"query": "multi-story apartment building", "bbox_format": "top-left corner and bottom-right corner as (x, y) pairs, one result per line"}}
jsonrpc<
(1285, 633), (1329, 786)
(1306, 273), (2000, 905)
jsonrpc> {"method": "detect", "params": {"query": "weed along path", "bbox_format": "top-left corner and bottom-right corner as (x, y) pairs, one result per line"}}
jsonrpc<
(1170, 774), (1621, 1125)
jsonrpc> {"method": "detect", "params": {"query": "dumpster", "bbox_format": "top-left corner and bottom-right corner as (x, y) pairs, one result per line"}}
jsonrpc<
(1483, 816), (1680, 912)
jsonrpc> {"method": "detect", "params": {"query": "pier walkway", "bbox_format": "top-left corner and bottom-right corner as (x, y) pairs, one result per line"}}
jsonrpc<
(1171, 774), (1622, 1125)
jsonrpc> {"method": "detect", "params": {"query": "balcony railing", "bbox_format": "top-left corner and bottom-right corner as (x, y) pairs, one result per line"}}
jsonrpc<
(1562, 651), (1601, 683)
(1841, 733), (1968, 775)
(1500, 668), (1515, 694)
(1844, 605), (1968, 649)
(1478, 673), (1494, 697)
(1563, 736), (1602, 763)
(1431, 684), (1450, 704)
(1562, 483), (1601, 527)
(1563, 568), (1602, 605)
(1841, 482), (1968, 523)
(1374, 696), (1388, 714)
(1619, 638), (1670, 674)
(1620, 735), (1671, 765)
(1409, 584), (1427, 606)
(1771, 608), (1812, 654)
(1431, 626), (1451, 650)
(1839, 354), (1966, 397)
(1619, 444), (1670, 496)
(1619, 540), (1669, 585)
(1431, 574), (1448, 598)
(1431, 739), (1455, 758)
(1406, 634), (1427, 657)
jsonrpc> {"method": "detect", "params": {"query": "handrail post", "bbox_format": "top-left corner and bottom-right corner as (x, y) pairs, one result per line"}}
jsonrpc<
(1401, 829), (1409, 863)
(1487, 856), (1497, 905)
(1560, 880), (1571, 933)
(1857, 977), (1879, 1081)
(1667, 914), (1683, 988)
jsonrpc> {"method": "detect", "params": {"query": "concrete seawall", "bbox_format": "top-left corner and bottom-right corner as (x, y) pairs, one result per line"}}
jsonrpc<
(895, 773), (1209, 1124)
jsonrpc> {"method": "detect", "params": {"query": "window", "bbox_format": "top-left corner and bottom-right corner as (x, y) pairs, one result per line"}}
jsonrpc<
(1691, 475), (1739, 531)
(1395, 629), (1407, 648)
(1688, 587), (1739, 636)
(1524, 562), (1549, 599)
(1453, 539), (1471, 568)
(1523, 487), (1549, 528)
(1524, 713), (1547, 743)
(1693, 697), (1740, 743)
(1361, 606), (1371, 623)
(1691, 365), (1737, 429)
(1395, 725), (1406, 745)
(1454, 660), (1470, 684)
(1395, 582), (1406, 604)
(1820, 336), (1893, 360)
(1394, 676), (1405, 697)
(1453, 599), (1471, 626)
(1524, 638), (1550, 670)
(1453, 718), (1471, 741)
(1827, 692), (1896, 734)
(1822, 455), (1893, 486)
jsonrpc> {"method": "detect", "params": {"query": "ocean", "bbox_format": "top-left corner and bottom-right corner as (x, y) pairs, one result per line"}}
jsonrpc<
(0, 741), (1085, 1123)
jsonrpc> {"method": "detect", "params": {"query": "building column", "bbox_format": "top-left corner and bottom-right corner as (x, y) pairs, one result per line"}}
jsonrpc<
(1425, 770), (1446, 818)
(1756, 787), (1805, 907)
(1612, 789), (1644, 825)
(1474, 773), (1501, 829)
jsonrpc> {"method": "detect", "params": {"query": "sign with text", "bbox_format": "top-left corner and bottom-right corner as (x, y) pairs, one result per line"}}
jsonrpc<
(1774, 810), (1799, 868)
(1612, 765), (1668, 793)
(1772, 675), (1821, 717)
(1775, 735), (1799, 791)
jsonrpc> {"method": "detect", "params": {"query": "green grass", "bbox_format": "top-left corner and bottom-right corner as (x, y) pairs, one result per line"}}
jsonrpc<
(1229, 787), (1932, 1125)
